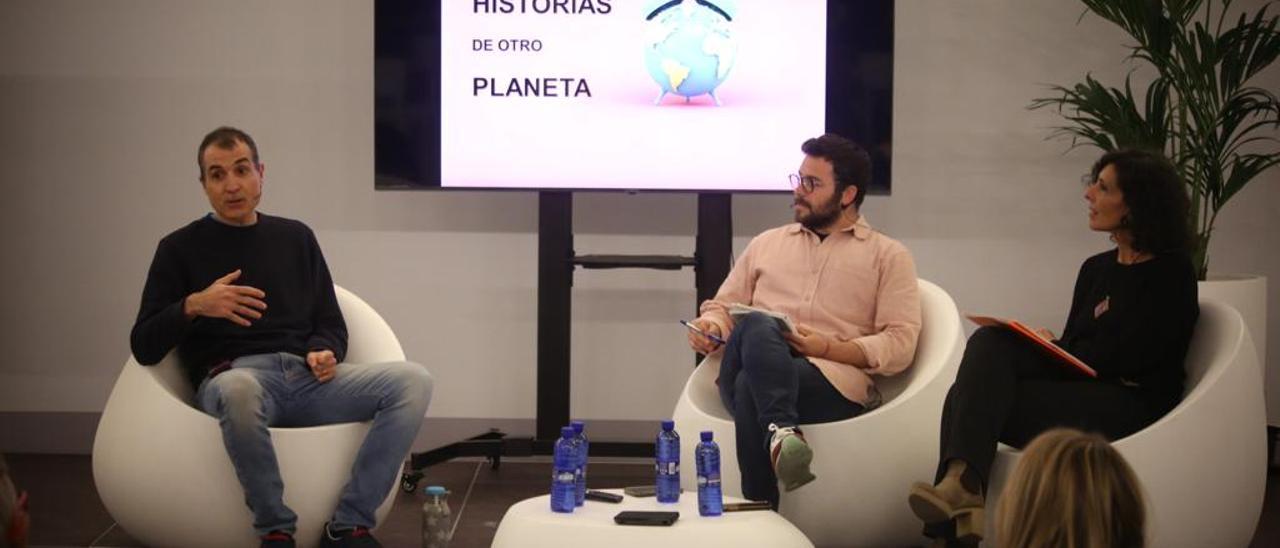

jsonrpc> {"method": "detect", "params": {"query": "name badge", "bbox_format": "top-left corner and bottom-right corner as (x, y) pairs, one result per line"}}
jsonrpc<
(1094, 296), (1110, 318)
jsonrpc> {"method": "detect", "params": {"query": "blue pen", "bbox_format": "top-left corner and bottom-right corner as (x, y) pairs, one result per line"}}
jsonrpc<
(680, 319), (726, 345)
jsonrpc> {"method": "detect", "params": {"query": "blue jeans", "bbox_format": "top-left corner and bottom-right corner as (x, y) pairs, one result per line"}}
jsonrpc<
(196, 352), (433, 534)
(718, 312), (864, 508)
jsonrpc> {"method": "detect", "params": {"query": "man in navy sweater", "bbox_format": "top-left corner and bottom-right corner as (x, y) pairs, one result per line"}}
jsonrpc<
(130, 127), (433, 548)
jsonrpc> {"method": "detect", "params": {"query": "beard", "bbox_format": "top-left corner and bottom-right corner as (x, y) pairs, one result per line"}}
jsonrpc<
(795, 192), (844, 232)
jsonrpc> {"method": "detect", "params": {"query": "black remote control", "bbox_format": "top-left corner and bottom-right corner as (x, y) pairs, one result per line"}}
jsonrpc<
(585, 489), (624, 503)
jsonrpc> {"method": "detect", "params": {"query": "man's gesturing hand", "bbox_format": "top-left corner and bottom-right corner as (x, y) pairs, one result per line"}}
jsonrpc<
(307, 350), (338, 383)
(183, 269), (267, 327)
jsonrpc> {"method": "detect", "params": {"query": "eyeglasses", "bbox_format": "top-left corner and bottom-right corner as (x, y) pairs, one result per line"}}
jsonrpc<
(788, 173), (823, 193)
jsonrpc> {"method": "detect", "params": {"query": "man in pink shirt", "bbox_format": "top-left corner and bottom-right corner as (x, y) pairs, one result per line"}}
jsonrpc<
(686, 133), (921, 509)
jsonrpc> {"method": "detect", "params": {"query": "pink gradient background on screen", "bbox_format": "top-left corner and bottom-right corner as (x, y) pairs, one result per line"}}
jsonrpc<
(441, 1), (828, 190)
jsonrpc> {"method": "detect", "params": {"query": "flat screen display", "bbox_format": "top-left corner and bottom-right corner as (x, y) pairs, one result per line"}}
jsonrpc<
(375, 0), (894, 192)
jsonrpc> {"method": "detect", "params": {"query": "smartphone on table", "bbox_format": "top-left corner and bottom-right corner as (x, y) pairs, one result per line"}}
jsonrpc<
(614, 510), (679, 526)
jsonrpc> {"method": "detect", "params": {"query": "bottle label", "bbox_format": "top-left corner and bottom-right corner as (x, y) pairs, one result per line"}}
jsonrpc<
(697, 475), (720, 486)
(655, 462), (679, 474)
(555, 471), (575, 482)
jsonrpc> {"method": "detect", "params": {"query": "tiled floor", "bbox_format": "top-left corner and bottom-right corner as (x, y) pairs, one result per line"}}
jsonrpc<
(7, 453), (1279, 547)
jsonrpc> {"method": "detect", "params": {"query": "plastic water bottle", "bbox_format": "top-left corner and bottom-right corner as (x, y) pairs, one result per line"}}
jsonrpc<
(571, 420), (589, 507)
(696, 431), (723, 516)
(551, 426), (577, 513)
(421, 485), (452, 548)
(656, 419), (681, 503)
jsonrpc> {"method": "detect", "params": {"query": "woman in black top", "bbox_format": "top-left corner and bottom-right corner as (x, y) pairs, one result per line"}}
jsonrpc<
(908, 149), (1200, 546)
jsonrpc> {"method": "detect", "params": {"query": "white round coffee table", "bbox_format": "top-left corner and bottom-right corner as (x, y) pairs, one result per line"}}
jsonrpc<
(491, 489), (813, 548)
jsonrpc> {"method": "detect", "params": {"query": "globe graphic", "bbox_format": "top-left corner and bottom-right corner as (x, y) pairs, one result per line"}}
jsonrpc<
(644, 0), (738, 105)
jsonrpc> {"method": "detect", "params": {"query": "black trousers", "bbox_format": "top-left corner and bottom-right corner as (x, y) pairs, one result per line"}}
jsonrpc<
(718, 312), (865, 508)
(936, 326), (1164, 488)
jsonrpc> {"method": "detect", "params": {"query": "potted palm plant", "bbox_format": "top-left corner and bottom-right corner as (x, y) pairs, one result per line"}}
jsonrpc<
(1030, 0), (1280, 461)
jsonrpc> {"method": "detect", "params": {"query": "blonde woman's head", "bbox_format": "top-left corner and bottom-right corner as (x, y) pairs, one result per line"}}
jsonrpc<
(996, 428), (1145, 548)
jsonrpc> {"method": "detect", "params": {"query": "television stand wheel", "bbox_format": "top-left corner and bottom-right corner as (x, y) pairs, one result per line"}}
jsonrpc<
(401, 471), (424, 494)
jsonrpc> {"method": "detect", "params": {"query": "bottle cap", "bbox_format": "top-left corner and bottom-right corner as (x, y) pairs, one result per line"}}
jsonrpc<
(425, 485), (447, 496)
(571, 420), (585, 433)
(701, 431), (713, 442)
(661, 419), (675, 431)
(561, 426), (575, 438)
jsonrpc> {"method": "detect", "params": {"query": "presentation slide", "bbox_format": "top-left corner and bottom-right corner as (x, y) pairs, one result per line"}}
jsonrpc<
(439, 0), (827, 191)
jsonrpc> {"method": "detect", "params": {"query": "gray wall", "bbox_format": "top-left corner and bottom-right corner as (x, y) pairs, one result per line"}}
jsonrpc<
(1, 1), (1277, 436)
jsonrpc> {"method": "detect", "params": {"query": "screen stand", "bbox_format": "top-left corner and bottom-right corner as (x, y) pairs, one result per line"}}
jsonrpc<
(402, 190), (734, 488)
(537, 190), (733, 456)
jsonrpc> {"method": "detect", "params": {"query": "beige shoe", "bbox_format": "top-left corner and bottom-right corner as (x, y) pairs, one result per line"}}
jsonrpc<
(908, 476), (985, 543)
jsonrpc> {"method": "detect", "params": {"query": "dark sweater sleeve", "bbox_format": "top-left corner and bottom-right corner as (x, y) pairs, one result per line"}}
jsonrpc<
(1057, 258), (1095, 343)
(303, 228), (348, 362)
(129, 238), (193, 365)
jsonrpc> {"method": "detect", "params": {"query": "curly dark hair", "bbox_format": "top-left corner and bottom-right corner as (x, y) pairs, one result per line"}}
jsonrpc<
(801, 133), (872, 208)
(1090, 149), (1191, 254)
(197, 126), (261, 181)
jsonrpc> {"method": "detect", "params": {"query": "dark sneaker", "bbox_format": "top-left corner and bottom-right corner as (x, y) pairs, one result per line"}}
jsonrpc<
(260, 531), (296, 548)
(319, 522), (382, 548)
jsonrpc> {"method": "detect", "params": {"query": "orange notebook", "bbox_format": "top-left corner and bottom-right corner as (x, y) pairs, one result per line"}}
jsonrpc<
(965, 314), (1098, 378)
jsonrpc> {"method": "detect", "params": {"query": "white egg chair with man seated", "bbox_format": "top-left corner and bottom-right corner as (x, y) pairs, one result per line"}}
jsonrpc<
(93, 285), (411, 548)
(671, 278), (965, 547)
